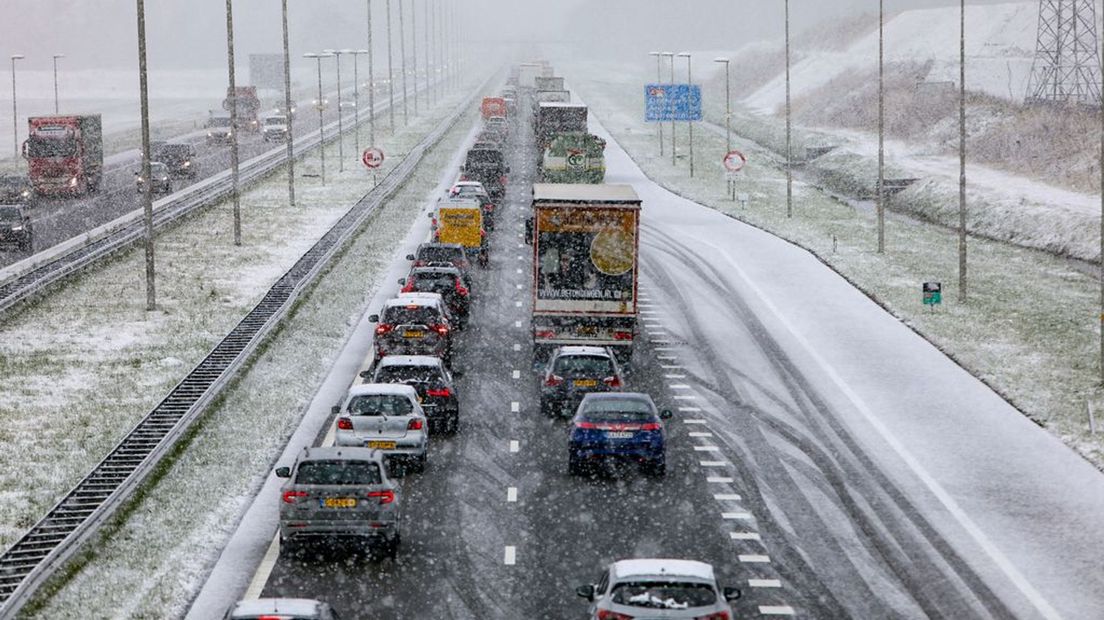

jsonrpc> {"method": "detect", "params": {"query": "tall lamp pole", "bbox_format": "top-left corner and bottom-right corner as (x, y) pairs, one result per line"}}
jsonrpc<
(785, 0), (793, 218)
(437, 0), (445, 95)
(304, 52), (333, 184)
(648, 51), (664, 157)
(713, 58), (731, 153)
(10, 54), (24, 158)
(662, 52), (675, 165)
(353, 49), (369, 153)
(385, 0), (395, 133)
(677, 52), (694, 177)
(324, 49), (347, 172)
(52, 54), (65, 114)
(225, 0), (242, 246)
(411, 0), (418, 116)
(877, 0), (886, 253)
(425, 0), (432, 107)
(398, 0), (408, 125)
(366, 0), (376, 147)
(135, 3), (155, 310)
(280, 0), (295, 207)
(958, 0), (968, 301)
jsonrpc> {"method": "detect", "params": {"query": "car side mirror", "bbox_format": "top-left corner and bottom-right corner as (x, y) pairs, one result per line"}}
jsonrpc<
(458, 165), (465, 172)
(451, 369), (464, 378)
(274, 467), (291, 478)
(660, 409), (673, 420)
(575, 584), (595, 601)
(331, 405), (341, 415)
(506, 166), (511, 173)
(406, 254), (415, 261)
(359, 370), (373, 379)
(398, 277), (406, 285)
(368, 314), (379, 322)
(722, 587), (742, 602)
(524, 218), (533, 245)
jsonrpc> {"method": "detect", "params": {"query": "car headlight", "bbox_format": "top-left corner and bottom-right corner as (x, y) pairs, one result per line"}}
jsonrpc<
(136, 176), (144, 182)
(11, 225), (22, 231)
(68, 177), (78, 187)
(183, 161), (191, 167)
(21, 190), (29, 199)
(207, 132), (213, 137)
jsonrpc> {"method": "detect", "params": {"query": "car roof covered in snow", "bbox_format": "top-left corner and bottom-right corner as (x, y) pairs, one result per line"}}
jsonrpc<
(384, 292), (444, 308)
(611, 559), (716, 582)
(555, 345), (612, 358)
(346, 383), (418, 398)
(377, 355), (444, 368)
(229, 598), (326, 618)
(532, 183), (640, 205)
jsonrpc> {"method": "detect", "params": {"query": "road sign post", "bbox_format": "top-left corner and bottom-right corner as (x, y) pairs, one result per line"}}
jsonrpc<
(723, 149), (746, 201)
(923, 282), (942, 310)
(362, 146), (384, 185)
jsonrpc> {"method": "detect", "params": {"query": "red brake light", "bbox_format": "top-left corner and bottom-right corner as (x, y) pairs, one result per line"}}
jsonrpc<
(574, 420), (597, 429)
(597, 610), (633, 620)
(376, 324), (393, 336)
(407, 418), (424, 430)
(460, 175), (469, 181)
(426, 387), (451, 397)
(402, 277), (415, 293)
(641, 422), (661, 431)
(695, 613), (731, 620)
(545, 374), (564, 387)
(613, 330), (634, 341)
(368, 489), (395, 504)
(486, 203), (495, 212)
(603, 376), (621, 388)
(534, 329), (555, 339)
(337, 417), (353, 430)
(499, 175), (508, 185)
(282, 490), (307, 504)
(455, 280), (469, 296)
(432, 324), (449, 336)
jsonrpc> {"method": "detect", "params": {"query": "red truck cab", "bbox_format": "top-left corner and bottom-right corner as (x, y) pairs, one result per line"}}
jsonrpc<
(22, 115), (103, 197)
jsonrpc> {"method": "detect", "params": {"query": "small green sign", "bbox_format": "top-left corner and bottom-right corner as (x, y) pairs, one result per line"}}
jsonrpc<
(923, 282), (942, 306)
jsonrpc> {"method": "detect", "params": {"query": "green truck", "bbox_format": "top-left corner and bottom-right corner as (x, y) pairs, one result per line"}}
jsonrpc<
(540, 132), (606, 184)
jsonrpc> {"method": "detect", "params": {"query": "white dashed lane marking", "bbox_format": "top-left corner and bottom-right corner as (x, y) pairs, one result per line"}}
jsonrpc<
(707, 476), (733, 483)
(514, 320), (522, 327)
(679, 407), (702, 412)
(713, 493), (742, 501)
(689, 432), (713, 438)
(693, 445), (720, 452)
(700, 461), (728, 467)
(729, 532), (762, 541)
(509, 440), (520, 453)
(513, 343), (521, 351)
(668, 384), (691, 389)
(722, 512), (753, 520)
(749, 579), (782, 588)
(759, 605), (795, 616)
(504, 546), (517, 565)
(739, 554), (771, 563)
(512, 370), (521, 379)
(507, 487), (518, 503)
(665, 374), (687, 379)
(510, 401), (520, 413)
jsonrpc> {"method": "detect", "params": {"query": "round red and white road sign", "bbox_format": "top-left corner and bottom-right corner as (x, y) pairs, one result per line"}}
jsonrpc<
(723, 149), (747, 172)
(362, 147), (385, 169)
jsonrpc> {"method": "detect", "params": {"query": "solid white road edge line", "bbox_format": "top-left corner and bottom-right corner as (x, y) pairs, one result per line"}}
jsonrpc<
(698, 238), (1063, 620)
(243, 534), (280, 599)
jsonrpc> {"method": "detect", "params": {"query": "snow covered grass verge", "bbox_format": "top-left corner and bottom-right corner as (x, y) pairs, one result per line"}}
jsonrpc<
(0, 88), (471, 556)
(568, 63), (1104, 469)
(21, 96), (479, 619)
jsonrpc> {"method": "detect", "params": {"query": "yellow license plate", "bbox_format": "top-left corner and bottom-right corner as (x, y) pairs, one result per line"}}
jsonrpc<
(323, 497), (357, 508)
(574, 379), (598, 387)
(577, 327), (598, 335)
(368, 440), (397, 449)
(403, 330), (425, 338)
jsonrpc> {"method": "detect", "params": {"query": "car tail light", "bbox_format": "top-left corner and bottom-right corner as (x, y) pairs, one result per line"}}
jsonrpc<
(282, 490), (308, 504)
(337, 417), (353, 430)
(534, 329), (555, 339)
(455, 280), (469, 297)
(613, 330), (633, 340)
(597, 611), (633, 620)
(460, 175), (469, 181)
(574, 420), (597, 429)
(413, 259), (427, 267)
(432, 324), (450, 336)
(375, 324), (394, 336)
(603, 376), (621, 388)
(401, 278), (415, 293)
(640, 422), (661, 431)
(545, 374), (564, 387)
(486, 203), (495, 212)
(407, 418), (424, 430)
(427, 387), (451, 397)
(499, 175), (508, 186)
(695, 613), (730, 620)
(368, 489), (396, 504)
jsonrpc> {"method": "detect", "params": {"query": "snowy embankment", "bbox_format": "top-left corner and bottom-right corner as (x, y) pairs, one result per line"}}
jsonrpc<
(0, 83), (472, 568)
(698, 2), (1102, 263)
(567, 62), (1104, 472)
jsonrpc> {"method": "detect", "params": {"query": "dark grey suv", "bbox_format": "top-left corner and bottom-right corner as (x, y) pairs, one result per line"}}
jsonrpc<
(275, 446), (401, 559)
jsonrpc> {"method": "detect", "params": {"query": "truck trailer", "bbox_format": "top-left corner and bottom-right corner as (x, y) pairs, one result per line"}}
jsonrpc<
(528, 184), (641, 363)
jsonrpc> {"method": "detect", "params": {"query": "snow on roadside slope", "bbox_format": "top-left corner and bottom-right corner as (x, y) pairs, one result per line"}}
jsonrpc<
(745, 2), (1037, 113)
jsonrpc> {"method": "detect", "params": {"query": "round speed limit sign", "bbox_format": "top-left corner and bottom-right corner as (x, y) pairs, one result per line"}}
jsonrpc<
(723, 149), (747, 172)
(362, 147), (385, 169)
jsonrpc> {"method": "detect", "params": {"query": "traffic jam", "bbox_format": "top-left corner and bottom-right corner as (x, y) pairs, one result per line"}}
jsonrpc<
(227, 63), (748, 620)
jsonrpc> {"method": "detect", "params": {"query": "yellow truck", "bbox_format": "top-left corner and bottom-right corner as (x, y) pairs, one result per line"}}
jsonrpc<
(434, 198), (488, 266)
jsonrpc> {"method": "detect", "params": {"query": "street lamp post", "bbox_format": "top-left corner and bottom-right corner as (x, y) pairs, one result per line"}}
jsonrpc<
(353, 50), (369, 153)
(366, 0), (376, 147)
(411, 0), (418, 116)
(437, 0), (445, 96)
(225, 0), (242, 246)
(135, 2), (155, 310)
(385, 0), (395, 133)
(677, 52), (694, 177)
(398, 0), (408, 125)
(52, 54), (64, 114)
(280, 0), (295, 207)
(958, 0), (968, 301)
(304, 52), (333, 184)
(10, 54), (24, 158)
(877, 0), (885, 253)
(425, 0), (432, 107)
(662, 52), (675, 166)
(715, 57), (731, 198)
(648, 51), (664, 157)
(324, 49), (347, 172)
(785, 0), (793, 218)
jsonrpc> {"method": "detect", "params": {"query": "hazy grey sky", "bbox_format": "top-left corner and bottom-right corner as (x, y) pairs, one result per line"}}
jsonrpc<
(0, 0), (1028, 71)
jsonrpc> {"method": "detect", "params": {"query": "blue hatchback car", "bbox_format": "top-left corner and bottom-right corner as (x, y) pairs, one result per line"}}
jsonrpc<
(568, 392), (673, 476)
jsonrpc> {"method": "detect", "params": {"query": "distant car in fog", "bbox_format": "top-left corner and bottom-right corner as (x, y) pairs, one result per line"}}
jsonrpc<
(224, 598), (340, 620)
(576, 559), (741, 619)
(0, 175), (32, 204)
(135, 162), (172, 195)
(262, 115), (289, 142)
(152, 142), (197, 179)
(0, 205), (33, 252)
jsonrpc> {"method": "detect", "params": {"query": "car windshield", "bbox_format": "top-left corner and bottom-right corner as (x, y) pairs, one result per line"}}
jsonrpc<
(26, 135), (76, 158)
(411, 274), (456, 292)
(581, 398), (654, 422)
(418, 246), (464, 263)
(383, 305), (440, 325)
(466, 150), (503, 166)
(154, 145), (190, 157)
(294, 460), (380, 485)
(150, 163), (168, 174)
(346, 394), (414, 416)
(265, 117), (285, 125)
(209, 117), (232, 127)
(611, 582), (717, 609)
(0, 206), (21, 222)
(375, 366), (443, 385)
(554, 355), (613, 378)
